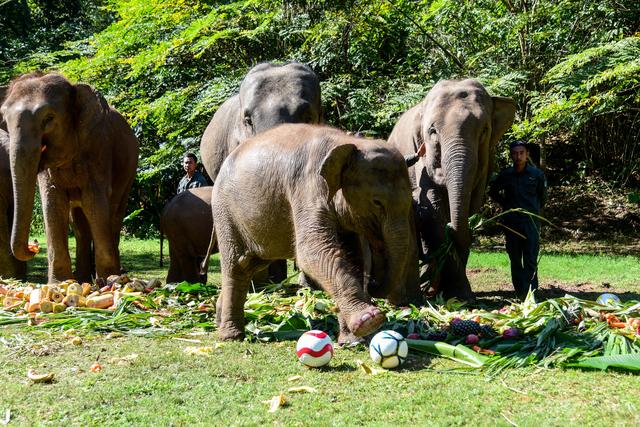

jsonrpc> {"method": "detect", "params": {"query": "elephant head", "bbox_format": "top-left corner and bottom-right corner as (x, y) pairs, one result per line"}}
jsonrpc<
(238, 62), (322, 137)
(200, 62), (322, 183)
(321, 140), (418, 305)
(0, 72), (109, 261)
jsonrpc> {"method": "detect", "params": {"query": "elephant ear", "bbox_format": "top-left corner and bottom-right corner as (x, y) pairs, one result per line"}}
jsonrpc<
(489, 96), (517, 173)
(319, 143), (357, 202)
(74, 83), (109, 141)
(0, 86), (7, 131)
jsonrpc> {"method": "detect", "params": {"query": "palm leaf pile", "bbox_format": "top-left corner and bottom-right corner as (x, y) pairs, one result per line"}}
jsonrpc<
(2, 277), (639, 373)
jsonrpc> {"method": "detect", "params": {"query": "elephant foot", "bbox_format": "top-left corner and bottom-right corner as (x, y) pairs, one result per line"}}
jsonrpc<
(348, 306), (385, 337)
(337, 331), (366, 346)
(217, 321), (245, 341)
(337, 313), (366, 346)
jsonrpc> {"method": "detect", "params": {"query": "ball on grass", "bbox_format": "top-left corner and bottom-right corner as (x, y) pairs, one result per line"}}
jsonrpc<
(369, 330), (408, 369)
(296, 330), (334, 368)
(597, 293), (621, 306)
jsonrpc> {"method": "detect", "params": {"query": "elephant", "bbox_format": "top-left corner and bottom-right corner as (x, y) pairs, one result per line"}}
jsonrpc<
(205, 123), (419, 343)
(388, 79), (516, 300)
(0, 72), (139, 283)
(0, 130), (26, 279)
(161, 186), (215, 284)
(199, 61), (322, 283)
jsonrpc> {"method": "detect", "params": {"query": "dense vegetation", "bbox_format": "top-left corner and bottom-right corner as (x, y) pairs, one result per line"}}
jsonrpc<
(1, 0), (638, 236)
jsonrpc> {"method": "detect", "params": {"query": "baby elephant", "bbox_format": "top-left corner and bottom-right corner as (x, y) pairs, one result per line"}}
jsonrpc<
(161, 187), (214, 284)
(208, 124), (417, 342)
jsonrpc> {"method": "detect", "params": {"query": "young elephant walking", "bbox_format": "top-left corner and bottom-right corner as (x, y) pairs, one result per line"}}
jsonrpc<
(207, 124), (417, 342)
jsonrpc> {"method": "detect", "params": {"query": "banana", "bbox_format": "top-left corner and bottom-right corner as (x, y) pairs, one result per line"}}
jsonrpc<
(27, 369), (54, 383)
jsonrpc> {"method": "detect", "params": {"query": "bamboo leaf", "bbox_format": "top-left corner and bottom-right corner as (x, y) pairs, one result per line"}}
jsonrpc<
(407, 339), (487, 368)
(566, 354), (640, 371)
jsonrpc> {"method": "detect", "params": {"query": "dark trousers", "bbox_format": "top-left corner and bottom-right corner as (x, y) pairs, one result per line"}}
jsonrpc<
(504, 221), (540, 297)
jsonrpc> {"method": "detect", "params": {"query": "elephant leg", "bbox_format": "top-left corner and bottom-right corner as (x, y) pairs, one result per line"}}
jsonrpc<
(39, 179), (73, 282)
(337, 313), (366, 346)
(0, 210), (26, 279)
(71, 207), (93, 282)
(83, 194), (120, 278)
(297, 247), (384, 338)
(217, 257), (264, 341)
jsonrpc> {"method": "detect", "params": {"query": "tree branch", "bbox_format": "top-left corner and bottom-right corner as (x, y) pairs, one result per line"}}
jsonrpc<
(385, 0), (466, 72)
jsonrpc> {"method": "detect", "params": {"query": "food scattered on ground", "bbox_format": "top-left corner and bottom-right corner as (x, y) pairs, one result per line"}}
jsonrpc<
(26, 369), (54, 383)
(2, 277), (640, 373)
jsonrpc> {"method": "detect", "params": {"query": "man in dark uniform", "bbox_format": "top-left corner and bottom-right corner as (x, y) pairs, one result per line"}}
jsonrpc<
(177, 152), (209, 194)
(489, 140), (547, 300)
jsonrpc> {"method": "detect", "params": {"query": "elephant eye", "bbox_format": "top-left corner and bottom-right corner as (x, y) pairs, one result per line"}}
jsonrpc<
(42, 114), (55, 131)
(373, 199), (384, 209)
(243, 114), (253, 128)
(428, 126), (437, 136)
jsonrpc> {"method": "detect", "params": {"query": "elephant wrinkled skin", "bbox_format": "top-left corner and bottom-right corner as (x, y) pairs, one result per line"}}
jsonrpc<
(161, 187), (215, 284)
(0, 72), (139, 283)
(0, 130), (26, 279)
(207, 124), (418, 343)
(388, 79), (516, 300)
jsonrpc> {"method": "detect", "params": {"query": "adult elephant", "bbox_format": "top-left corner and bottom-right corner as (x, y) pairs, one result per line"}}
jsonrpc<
(206, 124), (419, 343)
(199, 62), (322, 283)
(0, 130), (26, 279)
(388, 79), (516, 300)
(0, 72), (139, 283)
(161, 186), (215, 284)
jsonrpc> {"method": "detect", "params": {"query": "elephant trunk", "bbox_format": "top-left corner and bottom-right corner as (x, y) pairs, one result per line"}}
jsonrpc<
(9, 131), (41, 261)
(444, 140), (474, 262)
(377, 219), (413, 305)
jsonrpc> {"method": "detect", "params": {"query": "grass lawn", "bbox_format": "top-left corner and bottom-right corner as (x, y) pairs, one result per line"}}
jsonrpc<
(2, 237), (640, 426)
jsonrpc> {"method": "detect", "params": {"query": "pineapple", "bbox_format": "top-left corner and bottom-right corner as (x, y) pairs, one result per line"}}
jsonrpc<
(449, 318), (482, 336)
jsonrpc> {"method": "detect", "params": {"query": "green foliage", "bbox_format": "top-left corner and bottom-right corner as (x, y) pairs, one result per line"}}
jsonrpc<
(2, 0), (639, 235)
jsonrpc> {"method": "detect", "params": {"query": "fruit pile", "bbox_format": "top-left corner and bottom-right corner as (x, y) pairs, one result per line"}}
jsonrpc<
(0, 275), (162, 314)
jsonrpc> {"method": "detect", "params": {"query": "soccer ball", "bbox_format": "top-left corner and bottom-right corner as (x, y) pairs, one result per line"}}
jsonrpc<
(596, 293), (621, 306)
(369, 330), (408, 369)
(296, 330), (334, 368)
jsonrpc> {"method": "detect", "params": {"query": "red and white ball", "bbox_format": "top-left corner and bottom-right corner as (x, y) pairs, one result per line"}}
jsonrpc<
(296, 330), (334, 368)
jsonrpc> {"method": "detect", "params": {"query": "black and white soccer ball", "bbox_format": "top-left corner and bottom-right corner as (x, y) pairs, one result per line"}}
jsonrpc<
(369, 330), (409, 369)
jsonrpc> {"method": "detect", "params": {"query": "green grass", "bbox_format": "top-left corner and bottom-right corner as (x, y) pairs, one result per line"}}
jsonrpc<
(3, 237), (640, 426)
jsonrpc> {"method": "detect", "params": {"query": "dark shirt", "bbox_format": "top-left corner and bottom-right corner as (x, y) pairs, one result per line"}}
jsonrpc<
(177, 170), (209, 194)
(405, 153), (420, 167)
(488, 164), (547, 224)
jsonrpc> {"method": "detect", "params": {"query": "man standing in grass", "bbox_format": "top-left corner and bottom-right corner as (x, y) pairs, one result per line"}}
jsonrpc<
(489, 140), (547, 300)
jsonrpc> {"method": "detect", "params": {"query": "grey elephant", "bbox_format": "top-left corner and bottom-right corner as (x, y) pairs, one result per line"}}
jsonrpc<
(388, 79), (516, 299)
(206, 124), (418, 343)
(0, 130), (26, 279)
(161, 186), (215, 284)
(199, 62), (322, 282)
(0, 72), (139, 283)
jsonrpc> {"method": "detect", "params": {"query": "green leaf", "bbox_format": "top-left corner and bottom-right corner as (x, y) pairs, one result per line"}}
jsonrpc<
(407, 339), (487, 368)
(566, 354), (640, 371)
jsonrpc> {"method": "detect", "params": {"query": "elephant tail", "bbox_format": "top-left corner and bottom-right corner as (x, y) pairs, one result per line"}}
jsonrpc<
(200, 222), (216, 276)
